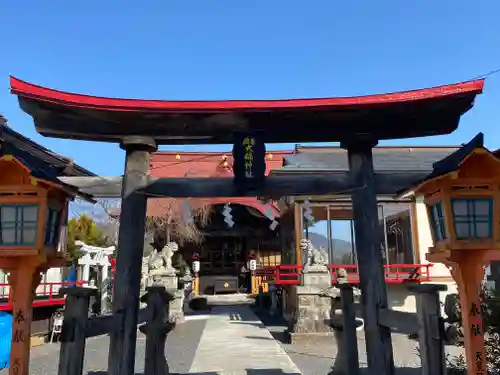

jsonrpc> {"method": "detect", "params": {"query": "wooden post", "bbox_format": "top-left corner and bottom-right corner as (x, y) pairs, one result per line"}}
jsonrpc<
(193, 272), (199, 296)
(448, 253), (487, 375)
(58, 287), (97, 375)
(294, 203), (302, 267)
(108, 136), (157, 375)
(269, 283), (278, 316)
(339, 284), (360, 375)
(407, 284), (447, 375)
(7, 265), (42, 375)
(251, 270), (256, 295)
(342, 140), (395, 375)
(139, 286), (175, 375)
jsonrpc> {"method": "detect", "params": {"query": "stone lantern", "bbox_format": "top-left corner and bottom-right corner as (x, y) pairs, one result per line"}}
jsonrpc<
(0, 153), (78, 375)
(408, 133), (500, 375)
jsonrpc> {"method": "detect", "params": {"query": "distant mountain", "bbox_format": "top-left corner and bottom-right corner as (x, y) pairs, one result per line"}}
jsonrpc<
(307, 232), (355, 264)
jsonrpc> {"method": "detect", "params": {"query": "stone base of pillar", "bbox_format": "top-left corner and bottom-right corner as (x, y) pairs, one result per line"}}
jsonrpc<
(328, 316), (364, 375)
(169, 289), (185, 324)
(288, 271), (334, 344)
(150, 274), (186, 323)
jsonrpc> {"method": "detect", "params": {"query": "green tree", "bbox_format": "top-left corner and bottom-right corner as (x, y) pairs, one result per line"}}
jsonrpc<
(67, 214), (111, 263)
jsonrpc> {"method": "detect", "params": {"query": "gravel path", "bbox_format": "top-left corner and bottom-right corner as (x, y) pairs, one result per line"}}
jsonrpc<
(0, 317), (207, 375)
(0, 301), (465, 374)
(253, 306), (464, 375)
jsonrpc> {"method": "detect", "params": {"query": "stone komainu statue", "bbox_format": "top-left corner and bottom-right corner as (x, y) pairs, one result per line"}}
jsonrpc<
(300, 239), (329, 272)
(147, 241), (179, 278)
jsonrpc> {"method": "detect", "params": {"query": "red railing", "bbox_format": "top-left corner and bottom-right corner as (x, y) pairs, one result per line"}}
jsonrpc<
(0, 281), (87, 311)
(259, 264), (433, 286)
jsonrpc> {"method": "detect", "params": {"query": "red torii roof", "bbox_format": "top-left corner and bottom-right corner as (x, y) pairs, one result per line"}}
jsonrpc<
(10, 77), (485, 144)
(148, 150), (290, 217)
(10, 77), (484, 112)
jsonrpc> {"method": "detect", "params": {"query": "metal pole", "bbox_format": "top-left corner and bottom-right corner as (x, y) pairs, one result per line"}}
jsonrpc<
(108, 136), (157, 375)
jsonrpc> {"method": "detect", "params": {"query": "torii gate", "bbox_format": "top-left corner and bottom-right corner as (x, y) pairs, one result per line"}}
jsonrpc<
(10, 76), (485, 375)
(75, 241), (115, 314)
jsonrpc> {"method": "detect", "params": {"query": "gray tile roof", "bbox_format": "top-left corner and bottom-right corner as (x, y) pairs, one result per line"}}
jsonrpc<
(0, 122), (96, 177)
(277, 146), (459, 173)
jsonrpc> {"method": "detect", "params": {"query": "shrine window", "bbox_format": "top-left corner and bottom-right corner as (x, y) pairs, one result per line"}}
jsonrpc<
(45, 208), (62, 246)
(0, 204), (39, 246)
(451, 198), (493, 240)
(301, 201), (415, 266)
(380, 203), (415, 265)
(302, 203), (357, 266)
(429, 202), (447, 241)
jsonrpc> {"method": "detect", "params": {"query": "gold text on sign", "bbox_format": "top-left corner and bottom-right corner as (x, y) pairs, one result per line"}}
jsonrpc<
(242, 137), (255, 178)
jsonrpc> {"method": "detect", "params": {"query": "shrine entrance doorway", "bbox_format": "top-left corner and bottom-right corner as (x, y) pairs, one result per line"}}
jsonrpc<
(186, 202), (280, 295)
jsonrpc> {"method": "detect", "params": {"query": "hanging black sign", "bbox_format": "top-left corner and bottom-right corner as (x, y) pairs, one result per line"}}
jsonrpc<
(232, 133), (266, 189)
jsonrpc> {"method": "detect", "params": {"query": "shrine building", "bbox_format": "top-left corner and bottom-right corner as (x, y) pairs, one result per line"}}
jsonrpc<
(150, 145), (462, 312)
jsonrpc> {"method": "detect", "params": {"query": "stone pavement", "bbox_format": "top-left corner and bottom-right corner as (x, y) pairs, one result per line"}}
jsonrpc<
(188, 305), (302, 374)
(0, 301), (465, 374)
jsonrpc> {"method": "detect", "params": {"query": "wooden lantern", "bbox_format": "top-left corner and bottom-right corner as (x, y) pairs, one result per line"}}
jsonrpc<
(411, 133), (500, 375)
(0, 155), (69, 258)
(0, 154), (73, 375)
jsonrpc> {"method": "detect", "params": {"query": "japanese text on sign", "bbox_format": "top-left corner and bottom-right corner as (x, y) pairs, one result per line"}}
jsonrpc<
(476, 351), (485, 375)
(471, 323), (482, 337)
(242, 137), (255, 179)
(13, 329), (25, 343)
(470, 302), (481, 317)
(14, 309), (25, 324)
(12, 358), (19, 375)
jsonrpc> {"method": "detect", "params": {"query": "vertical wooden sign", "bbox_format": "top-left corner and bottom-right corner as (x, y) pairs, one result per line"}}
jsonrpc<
(232, 133), (266, 189)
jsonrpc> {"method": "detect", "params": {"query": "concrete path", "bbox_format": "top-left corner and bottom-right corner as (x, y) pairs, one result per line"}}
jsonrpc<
(188, 305), (302, 375)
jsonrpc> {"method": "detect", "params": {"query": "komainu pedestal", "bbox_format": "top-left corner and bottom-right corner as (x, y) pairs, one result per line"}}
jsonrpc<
(288, 240), (334, 344)
(149, 274), (185, 324)
(146, 242), (185, 323)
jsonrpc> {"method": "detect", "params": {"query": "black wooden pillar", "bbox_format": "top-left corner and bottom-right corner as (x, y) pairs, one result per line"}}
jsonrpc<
(407, 284), (447, 375)
(342, 140), (395, 375)
(108, 136), (157, 375)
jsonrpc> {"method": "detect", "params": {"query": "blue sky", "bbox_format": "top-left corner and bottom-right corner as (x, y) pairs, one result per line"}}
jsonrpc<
(1, 0), (499, 177)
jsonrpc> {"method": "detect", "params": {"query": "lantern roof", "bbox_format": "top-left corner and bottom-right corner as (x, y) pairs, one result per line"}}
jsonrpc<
(10, 76), (485, 145)
(401, 132), (500, 197)
(0, 119), (96, 201)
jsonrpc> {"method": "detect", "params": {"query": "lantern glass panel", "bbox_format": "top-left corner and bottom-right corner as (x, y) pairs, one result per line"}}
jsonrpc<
(451, 198), (493, 240)
(0, 204), (39, 246)
(44, 208), (61, 246)
(429, 202), (447, 241)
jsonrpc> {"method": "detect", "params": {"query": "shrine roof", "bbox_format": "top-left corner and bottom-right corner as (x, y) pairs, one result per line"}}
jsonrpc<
(276, 145), (459, 173)
(11, 77), (485, 144)
(147, 150), (289, 217)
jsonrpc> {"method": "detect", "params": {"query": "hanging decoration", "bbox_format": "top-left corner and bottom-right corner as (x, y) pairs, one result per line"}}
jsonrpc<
(264, 205), (279, 231)
(303, 198), (315, 223)
(183, 200), (194, 225)
(223, 203), (234, 228)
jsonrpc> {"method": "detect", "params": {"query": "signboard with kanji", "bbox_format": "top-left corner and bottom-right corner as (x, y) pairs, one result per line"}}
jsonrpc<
(232, 133), (266, 189)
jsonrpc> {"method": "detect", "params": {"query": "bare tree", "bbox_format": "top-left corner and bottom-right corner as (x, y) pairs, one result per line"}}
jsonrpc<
(96, 197), (213, 246)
